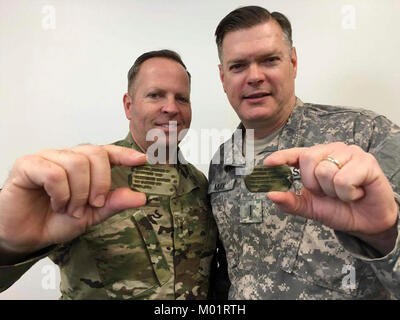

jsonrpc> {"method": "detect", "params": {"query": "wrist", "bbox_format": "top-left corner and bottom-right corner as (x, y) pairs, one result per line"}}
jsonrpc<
(0, 241), (38, 266)
(0, 247), (30, 266)
(351, 219), (399, 256)
(352, 195), (400, 256)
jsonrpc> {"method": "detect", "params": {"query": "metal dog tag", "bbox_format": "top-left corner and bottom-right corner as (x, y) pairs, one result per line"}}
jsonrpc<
(129, 164), (178, 196)
(244, 165), (300, 193)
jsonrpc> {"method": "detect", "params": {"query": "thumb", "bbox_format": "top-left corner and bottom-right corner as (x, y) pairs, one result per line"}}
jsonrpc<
(267, 190), (311, 218)
(94, 188), (147, 223)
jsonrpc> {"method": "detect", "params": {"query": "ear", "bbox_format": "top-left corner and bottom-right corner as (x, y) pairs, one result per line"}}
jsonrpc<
(123, 93), (133, 120)
(290, 47), (298, 79)
(218, 64), (227, 93)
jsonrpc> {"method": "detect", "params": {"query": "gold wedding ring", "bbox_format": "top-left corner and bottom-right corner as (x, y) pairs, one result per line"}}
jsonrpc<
(323, 156), (342, 169)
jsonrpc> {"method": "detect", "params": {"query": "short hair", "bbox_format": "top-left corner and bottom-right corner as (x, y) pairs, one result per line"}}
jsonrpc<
(127, 49), (191, 93)
(215, 6), (293, 62)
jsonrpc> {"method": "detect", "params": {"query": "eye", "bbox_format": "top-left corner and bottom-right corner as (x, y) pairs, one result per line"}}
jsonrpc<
(229, 63), (245, 72)
(264, 57), (280, 64)
(176, 96), (189, 103)
(147, 92), (159, 99)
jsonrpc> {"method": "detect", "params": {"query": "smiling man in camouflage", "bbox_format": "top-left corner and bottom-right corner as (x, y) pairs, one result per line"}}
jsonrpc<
(0, 50), (217, 299)
(209, 6), (400, 299)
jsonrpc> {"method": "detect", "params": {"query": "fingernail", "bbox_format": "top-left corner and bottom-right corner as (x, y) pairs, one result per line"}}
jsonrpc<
(93, 195), (105, 207)
(72, 207), (85, 219)
(133, 152), (147, 161)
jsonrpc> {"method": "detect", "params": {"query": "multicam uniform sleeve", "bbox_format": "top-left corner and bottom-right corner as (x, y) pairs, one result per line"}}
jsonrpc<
(0, 246), (57, 293)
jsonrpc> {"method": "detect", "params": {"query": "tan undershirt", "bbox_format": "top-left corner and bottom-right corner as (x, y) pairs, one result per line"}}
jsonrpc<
(245, 126), (283, 165)
(244, 98), (304, 165)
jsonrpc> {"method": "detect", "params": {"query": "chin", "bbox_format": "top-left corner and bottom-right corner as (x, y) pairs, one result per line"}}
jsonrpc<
(243, 110), (275, 122)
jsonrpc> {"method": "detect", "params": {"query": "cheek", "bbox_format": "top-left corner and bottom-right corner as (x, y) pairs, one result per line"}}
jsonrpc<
(225, 78), (243, 102)
(183, 108), (192, 126)
(131, 109), (145, 125)
(129, 101), (143, 119)
(133, 103), (159, 123)
(270, 68), (292, 90)
(265, 69), (280, 83)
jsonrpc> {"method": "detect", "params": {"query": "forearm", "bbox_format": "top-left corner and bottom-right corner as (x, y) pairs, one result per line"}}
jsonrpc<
(0, 188), (29, 265)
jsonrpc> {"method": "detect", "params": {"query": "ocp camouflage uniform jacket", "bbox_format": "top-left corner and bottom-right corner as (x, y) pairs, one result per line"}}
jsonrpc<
(208, 99), (400, 299)
(0, 133), (217, 299)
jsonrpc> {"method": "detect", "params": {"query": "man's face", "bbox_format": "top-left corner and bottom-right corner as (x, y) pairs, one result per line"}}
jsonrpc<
(219, 21), (297, 130)
(123, 57), (192, 151)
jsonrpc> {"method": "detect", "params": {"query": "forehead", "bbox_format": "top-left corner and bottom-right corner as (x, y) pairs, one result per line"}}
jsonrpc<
(134, 57), (190, 92)
(221, 21), (288, 62)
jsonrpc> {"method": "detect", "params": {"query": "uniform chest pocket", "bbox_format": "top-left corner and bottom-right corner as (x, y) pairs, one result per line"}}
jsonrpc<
(281, 220), (363, 297)
(175, 203), (217, 280)
(208, 179), (237, 221)
(177, 204), (212, 248)
(208, 179), (238, 269)
(83, 208), (172, 299)
(173, 192), (216, 260)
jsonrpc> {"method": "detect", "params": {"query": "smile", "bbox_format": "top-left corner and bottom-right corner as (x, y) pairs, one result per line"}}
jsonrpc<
(242, 92), (272, 103)
(154, 121), (180, 131)
(243, 92), (271, 99)
(157, 123), (178, 128)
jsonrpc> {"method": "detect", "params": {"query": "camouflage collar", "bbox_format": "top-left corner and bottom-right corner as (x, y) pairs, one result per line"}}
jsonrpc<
(222, 98), (306, 169)
(124, 132), (188, 165)
(124, 132), (144, 153)
(224, 123), (247, 168)
(123, 132), (197, 196)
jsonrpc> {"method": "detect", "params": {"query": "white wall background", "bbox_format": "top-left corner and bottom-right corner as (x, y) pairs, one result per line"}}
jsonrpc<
(0, 0), (399, 299)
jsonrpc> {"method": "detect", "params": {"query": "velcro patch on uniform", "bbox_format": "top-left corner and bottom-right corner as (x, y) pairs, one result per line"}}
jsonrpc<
(240, 200), (263, 223)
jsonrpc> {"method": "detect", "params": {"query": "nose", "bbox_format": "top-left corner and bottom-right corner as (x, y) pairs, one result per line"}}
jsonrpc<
(247, 63), (264, 87)
(161, 96), (179, 115)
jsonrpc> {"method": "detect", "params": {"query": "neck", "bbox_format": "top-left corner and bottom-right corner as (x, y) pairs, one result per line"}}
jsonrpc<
(244, 96), (296, 140)
(130, 131), (178, 166)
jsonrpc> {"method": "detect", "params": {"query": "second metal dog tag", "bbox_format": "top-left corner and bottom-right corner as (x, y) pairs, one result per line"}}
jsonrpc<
(130, 164), (179, 196)
(244, 165), (300, 193)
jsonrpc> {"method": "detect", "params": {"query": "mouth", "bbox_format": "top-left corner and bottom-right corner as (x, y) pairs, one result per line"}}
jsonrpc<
(242, 92), (271, 102)
(154, 121), (180, 131)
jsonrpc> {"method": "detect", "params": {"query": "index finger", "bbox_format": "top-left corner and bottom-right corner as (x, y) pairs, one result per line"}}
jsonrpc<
(263, 147), (306, 168)
(101, 145), (147, 167)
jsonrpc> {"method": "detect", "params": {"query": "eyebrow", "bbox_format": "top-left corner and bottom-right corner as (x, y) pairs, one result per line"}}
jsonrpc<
(226, 50), (284, 65)
(147, 87), (165, 92)
(146, 87), (189, 97)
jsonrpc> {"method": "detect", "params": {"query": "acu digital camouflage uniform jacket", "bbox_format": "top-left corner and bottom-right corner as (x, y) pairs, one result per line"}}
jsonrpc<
(209, 99), (400, 299)
(0, 133), (217, 299)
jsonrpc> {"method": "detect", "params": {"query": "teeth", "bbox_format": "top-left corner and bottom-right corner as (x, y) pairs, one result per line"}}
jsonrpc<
(160, 124), (177, 128)
(247, 93), (268, 99)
